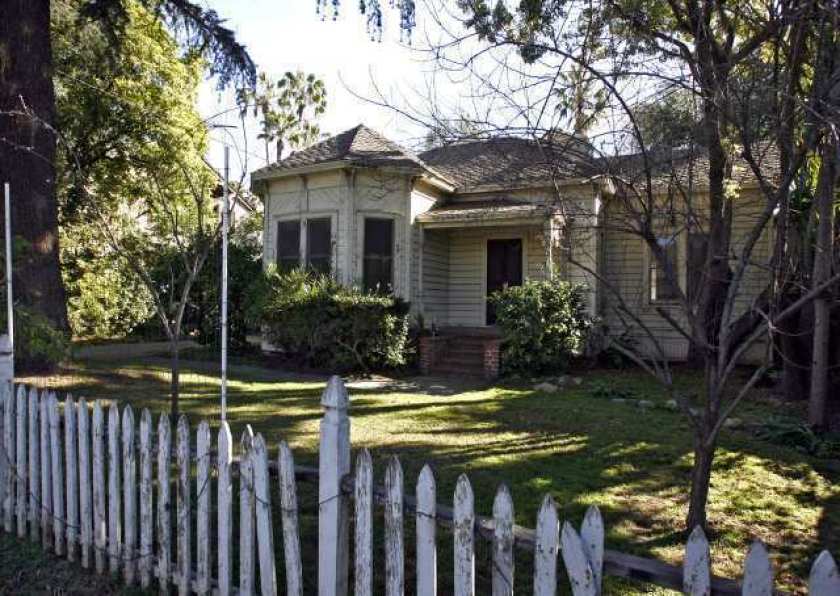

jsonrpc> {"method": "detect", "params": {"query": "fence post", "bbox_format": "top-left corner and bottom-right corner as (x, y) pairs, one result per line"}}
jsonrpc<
(318, 375), (350, 596)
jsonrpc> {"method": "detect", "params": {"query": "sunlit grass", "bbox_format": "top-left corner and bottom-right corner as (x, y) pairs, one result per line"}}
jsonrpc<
(16, 356), (840, 594)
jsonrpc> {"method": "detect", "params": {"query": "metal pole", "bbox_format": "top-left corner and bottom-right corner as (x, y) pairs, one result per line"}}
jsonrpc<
(220, 146), (229, 421)
(4, 183), (13, 350)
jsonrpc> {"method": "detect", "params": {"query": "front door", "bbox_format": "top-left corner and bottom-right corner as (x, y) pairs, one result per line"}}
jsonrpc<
(486, 238), (523, 324)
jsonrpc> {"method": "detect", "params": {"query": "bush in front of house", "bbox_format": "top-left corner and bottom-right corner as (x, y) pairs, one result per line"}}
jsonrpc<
(490, 279), (592, 375)
(255, 268), (411, 373)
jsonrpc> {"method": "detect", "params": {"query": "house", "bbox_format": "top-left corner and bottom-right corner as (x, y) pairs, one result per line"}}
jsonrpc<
(251, 124), (774, 377)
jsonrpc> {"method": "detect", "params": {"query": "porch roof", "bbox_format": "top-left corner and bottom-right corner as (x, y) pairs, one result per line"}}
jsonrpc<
(416, 198), (559, 228)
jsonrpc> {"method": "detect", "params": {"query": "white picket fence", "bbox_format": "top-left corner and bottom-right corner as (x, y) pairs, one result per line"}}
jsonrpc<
(1, 376), (839, 595)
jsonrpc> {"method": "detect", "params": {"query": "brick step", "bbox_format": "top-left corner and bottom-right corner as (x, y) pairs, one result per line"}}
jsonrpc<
(438, 354), (484, 367)
(427, 364), (485, 377)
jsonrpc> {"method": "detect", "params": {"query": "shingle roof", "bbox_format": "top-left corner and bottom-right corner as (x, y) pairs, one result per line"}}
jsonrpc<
(251, 124), (435, 180)
(415, 197), (558, 224)
(418, 136), (596, 190)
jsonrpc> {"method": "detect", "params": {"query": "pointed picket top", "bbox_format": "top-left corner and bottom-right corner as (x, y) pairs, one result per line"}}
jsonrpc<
(741, 540), (773, 596)
(492, 484), (514, 596)
(809, 550), (840, 595)
(416, 463), (437, 596)
(321, 375), (349, 409)
(684, 526), (711, 596)
(453, 473), (475, 596)
(580, 506), (604, 593)
(533, 494), (560, 596)
(561, 521), (597, 596)
(241, 423), (255, 450)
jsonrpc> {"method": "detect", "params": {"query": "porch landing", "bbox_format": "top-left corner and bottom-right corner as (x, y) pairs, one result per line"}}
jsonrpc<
(418, 329), (502, 379)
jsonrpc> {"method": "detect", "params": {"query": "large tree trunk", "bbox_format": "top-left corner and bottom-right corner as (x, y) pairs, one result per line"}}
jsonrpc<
(686, 435), (715, 532)
(0, 0), (68, 330)
(808, 139), (837, 428)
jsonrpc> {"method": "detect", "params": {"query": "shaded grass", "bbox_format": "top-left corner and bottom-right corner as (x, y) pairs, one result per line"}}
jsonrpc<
(11, 355), (840, 594)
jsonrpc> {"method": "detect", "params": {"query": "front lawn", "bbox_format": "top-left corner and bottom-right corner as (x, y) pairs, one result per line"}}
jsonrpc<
(15, 353), (840, 594)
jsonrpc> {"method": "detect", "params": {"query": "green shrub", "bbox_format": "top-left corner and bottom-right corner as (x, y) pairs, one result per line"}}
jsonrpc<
(0, 307), (70, 372)
(256, 268), (410, 372)
(489, 279), (592, 375)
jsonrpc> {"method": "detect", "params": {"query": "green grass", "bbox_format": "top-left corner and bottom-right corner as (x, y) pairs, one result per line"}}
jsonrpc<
(12, 353), (840, 595)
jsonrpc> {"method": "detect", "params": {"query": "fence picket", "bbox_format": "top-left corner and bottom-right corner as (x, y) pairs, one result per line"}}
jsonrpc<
(253, 434), (277, 596)
(122, 405), (136, 584)
(492, 484), (514, 596)
(385, 455), (404, 596)
(581, 506), (604, 593)
(65, 395), (79, 562)
(0, 384), (5, 534)
(176, 415), (191, 596)
(354, 449), (373, 596)
(2, 382), (12, 533)
(138, 408), (153, 589)
(108, 402), (121, 573)
(416, 464), (437, 596)
(533, 494), (559, 596)
(808, 550), (840, 595)
(27, 387), (39, 542)
(157, 414), (172, 591)
(741, 540), (772, 596)
(15, 385), (26, 538)
(196, 420), (211, 595)
(278, 441), (303, 596)
(39, 390), (51, 547)
(92, 401), (106, 573)
(453, 474), (475, 596)
(217, 422), (233, 596)
(561, 521), (597, 596)
(684, 526), (711, 596)
(78, 398), (92, 568)
(49, 392), (65, 555)
(240, 426), (256, 596)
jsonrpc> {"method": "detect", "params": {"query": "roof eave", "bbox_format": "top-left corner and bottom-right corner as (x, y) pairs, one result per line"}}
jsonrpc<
(251, 160), (351, 181)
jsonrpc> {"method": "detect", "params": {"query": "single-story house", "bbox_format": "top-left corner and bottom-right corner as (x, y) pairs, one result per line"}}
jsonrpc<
(251, 124), (773, 377)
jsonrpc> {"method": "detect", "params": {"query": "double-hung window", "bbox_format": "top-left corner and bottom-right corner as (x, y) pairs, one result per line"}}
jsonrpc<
(306, 218), (332, 274)
(276, 220), (301, 273)
(363, 218), (394, 292)
(276, 217), (332, 274)
(649, 236), (681, 302)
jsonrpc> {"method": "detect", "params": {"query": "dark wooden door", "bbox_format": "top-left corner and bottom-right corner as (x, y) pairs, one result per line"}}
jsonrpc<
(486, 238), (523, 324)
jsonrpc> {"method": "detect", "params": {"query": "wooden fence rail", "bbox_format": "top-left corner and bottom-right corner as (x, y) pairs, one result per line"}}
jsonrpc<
(1, 378), (839, 595)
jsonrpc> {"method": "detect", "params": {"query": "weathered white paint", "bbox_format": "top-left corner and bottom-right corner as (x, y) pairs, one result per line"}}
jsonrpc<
(252, 433), (278, 596)
(385, 455), (404, 596)
(453, 474), (475, 596)
(1, 382), (12, 533)
(92, 401), (106, 573)
(492, 484), (514, 596)
(533, 494), (559, 596)
(561, 521), (597, 596)
(107, 402), (121, 572)
(39, 390), (52, 547)
(580, 506), (604, 593)
(176, 415), (191, 596)
(49, 392), (65, 556)
(138, 408), (153, 588)
(122, 405), (136, 583)
(278, 441), (303, 596)
(742, 541), (773, 596)
(318, 376), (350, 596)
(808, 551), (840, 595)
(157, 414), (172, 591)
(15, 385), (26, 538)
(65, 395), (79, 561)
(416, 464), (437, 596)
(354, 449), (373, 596)
(217, 422), (233, 596)
(27, 387), (39, 542)
(195, 420), (211, 595)
(0, 383), (6, 534)
(78, 398), (92, 568)
(683, 526), (711, 596)
(239, 426), (255, 596)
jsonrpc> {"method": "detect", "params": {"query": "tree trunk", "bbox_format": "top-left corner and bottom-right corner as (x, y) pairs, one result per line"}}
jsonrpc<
(686, 437), (715, 532)
(0, 0), (69, 330)
(170, 335), (181, 420)
(808, 139), (836, 428)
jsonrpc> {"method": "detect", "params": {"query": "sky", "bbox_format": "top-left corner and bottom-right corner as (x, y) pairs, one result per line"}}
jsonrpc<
(199, 0), (440, 183)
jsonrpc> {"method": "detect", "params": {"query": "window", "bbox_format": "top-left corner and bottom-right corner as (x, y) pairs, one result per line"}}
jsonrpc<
(306, 218), (332, 274)
(649, 236), (680, 302)
(363, 218), (394, 292)
(276, 220), (300, 273)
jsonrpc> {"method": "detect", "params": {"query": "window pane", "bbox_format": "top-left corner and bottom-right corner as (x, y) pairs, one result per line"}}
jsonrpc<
(307, 218), (331, 274)
(277, 220), (300, 273)
(651, 238), (680, 301)
(363, 218), (394, 292)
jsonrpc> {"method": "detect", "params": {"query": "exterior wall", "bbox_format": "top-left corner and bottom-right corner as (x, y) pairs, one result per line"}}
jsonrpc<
(600, 188), (773, 361)
(418, 229), (450, 327)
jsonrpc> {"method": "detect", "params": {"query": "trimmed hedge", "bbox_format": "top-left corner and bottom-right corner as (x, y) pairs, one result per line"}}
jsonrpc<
(255, 269), (410, 373)
(489, 279), (592, 375)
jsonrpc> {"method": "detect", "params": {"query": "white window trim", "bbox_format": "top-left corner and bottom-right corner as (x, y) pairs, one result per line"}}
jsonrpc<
(643, 233), (687, 307)
(356, 211), (404, 296)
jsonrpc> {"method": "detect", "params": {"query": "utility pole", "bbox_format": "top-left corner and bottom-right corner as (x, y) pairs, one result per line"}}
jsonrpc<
(221, 145), (230, 421)
(4, 184), (13, 348)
